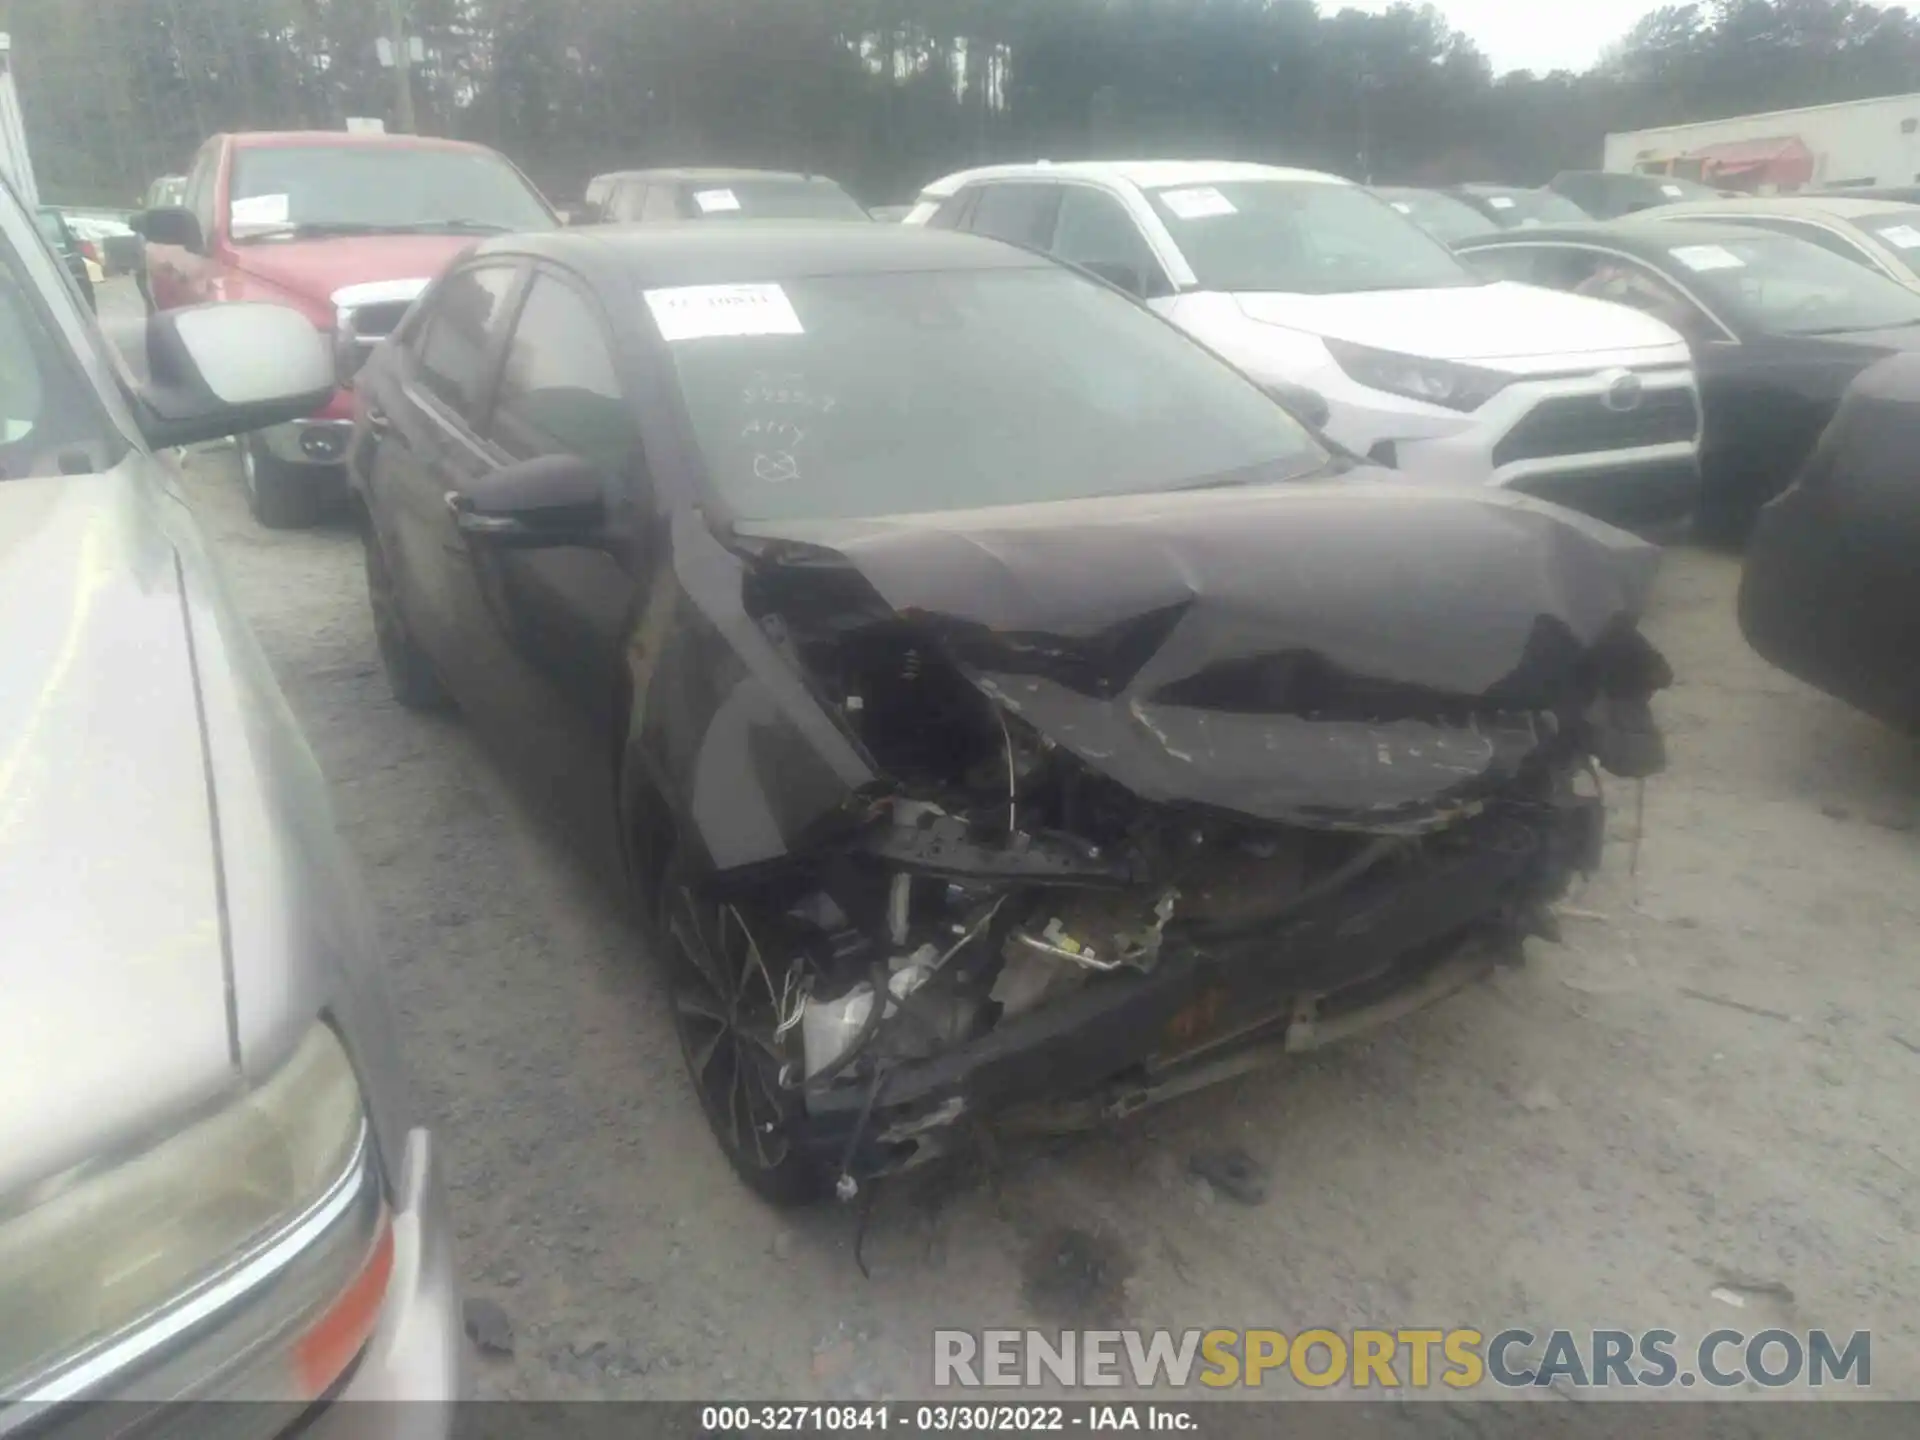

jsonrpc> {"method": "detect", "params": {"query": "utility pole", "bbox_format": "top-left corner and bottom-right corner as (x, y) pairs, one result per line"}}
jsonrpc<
(384, 0), (417, 133)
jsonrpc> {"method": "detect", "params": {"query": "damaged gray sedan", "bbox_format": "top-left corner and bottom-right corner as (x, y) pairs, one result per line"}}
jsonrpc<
(347, 224), (1671, 1204)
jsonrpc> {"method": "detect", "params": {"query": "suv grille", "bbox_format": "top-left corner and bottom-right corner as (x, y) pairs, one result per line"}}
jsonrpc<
(1493, 388), (1699, 467)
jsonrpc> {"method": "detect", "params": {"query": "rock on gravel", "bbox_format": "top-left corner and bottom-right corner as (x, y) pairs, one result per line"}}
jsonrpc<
(464, 1297), (515, 1357)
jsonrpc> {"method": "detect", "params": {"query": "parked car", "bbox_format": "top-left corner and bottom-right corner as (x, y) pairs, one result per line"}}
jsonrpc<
(576, 168), (867, 224)
(1371, 187), (1496, 246)
(33, 203), (94, 310)
(1740, 349), (1920, 731)
(1445, 183), (1592, 229)
(1548, 170), (1724, 218)
(904, 160), (1702, 529)
(143, 173), (187, 209)
(0, 176), (459, 1421)
(62, 211), (141, 274)
(1631, 194), (1920, 293)
(347, 222), (1671, 1204)
(1457, 219), (1920, 540)
(132, 129), (559, 528)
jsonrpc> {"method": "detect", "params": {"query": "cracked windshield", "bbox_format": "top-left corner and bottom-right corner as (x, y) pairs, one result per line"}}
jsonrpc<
(2, 0), (1915, 1428)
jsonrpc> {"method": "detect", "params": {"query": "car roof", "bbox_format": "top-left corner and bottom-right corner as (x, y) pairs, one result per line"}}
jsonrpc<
(917, 159), (1347, 199)
(1635, 195), (1911, 220)
(473, 221), (1051, 286)
(227, 130), (497, 154)
(588, 167), (839, 185)
(1455, 218), (1791, 256)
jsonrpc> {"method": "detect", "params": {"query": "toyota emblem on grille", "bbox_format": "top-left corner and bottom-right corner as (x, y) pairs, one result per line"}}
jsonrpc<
(1602, 370), (1644, 413)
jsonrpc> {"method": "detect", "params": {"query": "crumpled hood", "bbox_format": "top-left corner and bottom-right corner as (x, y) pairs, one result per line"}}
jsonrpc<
(1233, 280), (1684, 364)
(738, 479), (1666, 830)
(0, 469), (235, 1197)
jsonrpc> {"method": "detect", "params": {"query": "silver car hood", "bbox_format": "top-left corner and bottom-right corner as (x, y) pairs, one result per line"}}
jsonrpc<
(0, 465), (237, 1198)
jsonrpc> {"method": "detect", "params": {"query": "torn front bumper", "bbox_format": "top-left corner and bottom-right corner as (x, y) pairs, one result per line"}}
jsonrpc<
(802, 797), (1598, 1178)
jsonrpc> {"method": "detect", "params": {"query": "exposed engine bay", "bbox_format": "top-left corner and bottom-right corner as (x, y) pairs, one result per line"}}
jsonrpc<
(652, 483), (1672, 1184)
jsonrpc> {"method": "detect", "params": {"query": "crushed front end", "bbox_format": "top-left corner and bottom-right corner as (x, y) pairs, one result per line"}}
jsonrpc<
(650, 484), (1671, 1189)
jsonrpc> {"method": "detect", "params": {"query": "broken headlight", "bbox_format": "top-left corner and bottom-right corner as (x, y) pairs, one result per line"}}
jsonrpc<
(1324, 338), (1511, 413)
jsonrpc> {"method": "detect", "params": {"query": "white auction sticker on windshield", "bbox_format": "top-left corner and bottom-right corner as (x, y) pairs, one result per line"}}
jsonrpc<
(1670, 243), (1745, 272)
(645, 283), (804, 342)
(1486, 195), (1516, 210)
(693, 188), (742, 214)
(1661, 184), (1686, 198)
(1879, 223), (1920, 249)
(1160, 186), (1238, 220)
(230, 193), (290, 226)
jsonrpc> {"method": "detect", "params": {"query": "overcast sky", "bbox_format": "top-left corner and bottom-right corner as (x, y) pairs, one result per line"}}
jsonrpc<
(1335, 0), (1675, 76)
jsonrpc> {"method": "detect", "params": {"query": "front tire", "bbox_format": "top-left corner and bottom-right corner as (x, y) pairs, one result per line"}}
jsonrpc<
(241, 434), (327, 530)
(363, 525), (453, 713)
(656, 850), (826, 1206)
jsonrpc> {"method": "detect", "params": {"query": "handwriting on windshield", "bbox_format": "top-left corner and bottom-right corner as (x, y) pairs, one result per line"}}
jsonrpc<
(753, 452), (800, 484)
(740, 370), (837, 413)
(739, 371), (836, 484)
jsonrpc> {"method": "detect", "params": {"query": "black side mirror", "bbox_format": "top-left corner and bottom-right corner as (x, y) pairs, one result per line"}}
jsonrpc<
(1080, 259), (1147, 298)
(451, 453), (608, 548)
(131, 206), (203, 252)
(1262, 380), (1331, 431)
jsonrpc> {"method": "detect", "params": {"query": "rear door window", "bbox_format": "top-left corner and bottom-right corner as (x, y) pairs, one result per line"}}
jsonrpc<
(609, 181), (649, 223)
(966, 183), (1063, 249)
(925, 188), (978, 231)
(640, 185), (683, 223)
(1049, 187), (1168, 295)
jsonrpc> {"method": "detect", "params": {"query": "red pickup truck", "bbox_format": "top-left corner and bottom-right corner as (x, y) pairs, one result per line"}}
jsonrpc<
(135, 130), (558, 526)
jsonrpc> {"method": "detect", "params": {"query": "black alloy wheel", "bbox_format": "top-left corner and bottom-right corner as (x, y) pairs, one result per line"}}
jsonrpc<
(660, 864), (824, 1205)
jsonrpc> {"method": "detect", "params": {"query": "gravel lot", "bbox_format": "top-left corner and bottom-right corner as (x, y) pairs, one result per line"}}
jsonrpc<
(175, 440), (1920, 1401)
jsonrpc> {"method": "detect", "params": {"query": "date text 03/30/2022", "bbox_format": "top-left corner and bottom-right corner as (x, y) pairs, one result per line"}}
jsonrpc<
(701, 1405), (1196, 1432)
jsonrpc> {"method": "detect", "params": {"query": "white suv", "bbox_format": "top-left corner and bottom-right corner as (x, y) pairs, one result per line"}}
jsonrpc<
(905, 161), (1702, 528)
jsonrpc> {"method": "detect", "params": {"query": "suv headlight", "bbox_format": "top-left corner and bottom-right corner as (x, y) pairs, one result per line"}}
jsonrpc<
(1324, 338), (1511, 412)
(0, 1024), (382, 1402)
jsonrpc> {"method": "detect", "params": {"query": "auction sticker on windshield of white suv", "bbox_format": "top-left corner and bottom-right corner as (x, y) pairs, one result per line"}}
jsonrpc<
(1160, 186), (1238, 220)
(645, 283), (804, 341)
